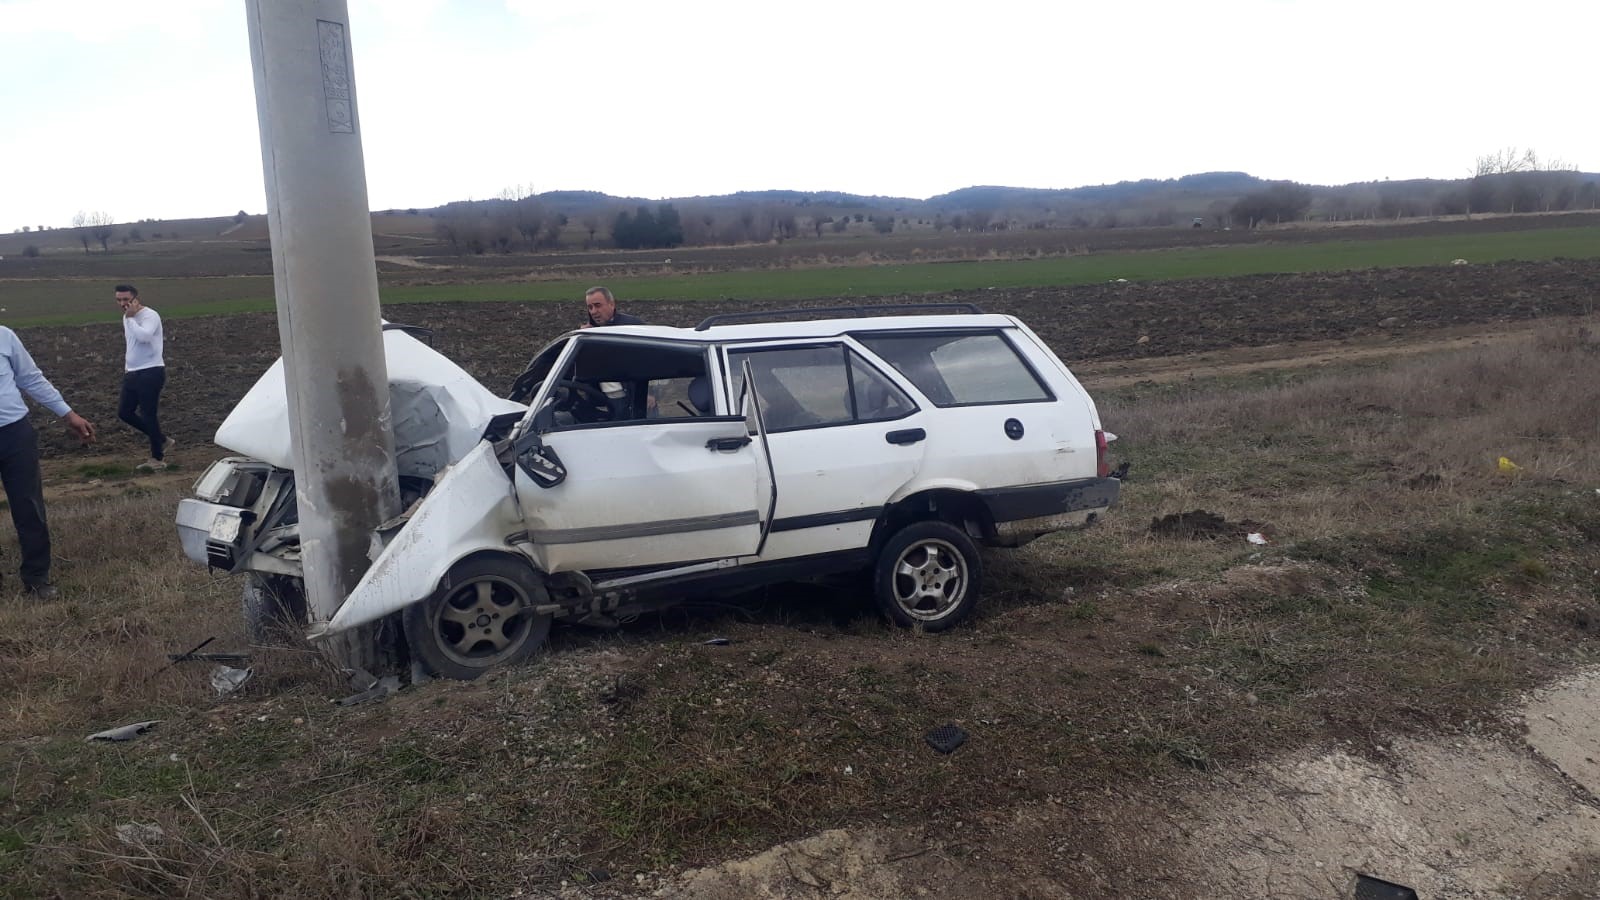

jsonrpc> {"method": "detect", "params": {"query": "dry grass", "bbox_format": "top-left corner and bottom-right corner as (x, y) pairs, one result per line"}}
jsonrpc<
(3, 319), (1599, 897)
(1092, 317), (1600, 547)
(0, 487), (231, 741)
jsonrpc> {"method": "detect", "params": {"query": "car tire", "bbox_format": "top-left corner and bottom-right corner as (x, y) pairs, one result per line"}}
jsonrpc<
(403, 556), (552, 680)
(873, 520), (983, 631)
(242, 574), (307, 645)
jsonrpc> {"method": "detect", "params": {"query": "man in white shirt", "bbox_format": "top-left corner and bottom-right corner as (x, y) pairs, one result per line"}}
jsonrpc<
(0, 327), (96, 599)
(114, 284), (172, 470)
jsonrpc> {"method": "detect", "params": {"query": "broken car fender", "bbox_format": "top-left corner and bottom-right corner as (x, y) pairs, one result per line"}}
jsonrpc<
(320, 440), (525, 637)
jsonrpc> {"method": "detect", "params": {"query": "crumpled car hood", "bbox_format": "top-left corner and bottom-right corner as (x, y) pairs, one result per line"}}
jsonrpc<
(213, 329), (525, 478)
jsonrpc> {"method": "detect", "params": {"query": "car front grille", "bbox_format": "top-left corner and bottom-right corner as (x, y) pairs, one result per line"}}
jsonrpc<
(206, 540), (236, 571)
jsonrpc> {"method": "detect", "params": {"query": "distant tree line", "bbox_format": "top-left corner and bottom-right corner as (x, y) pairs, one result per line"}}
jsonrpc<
(433, 190), (569, 255)
(421, 149), (1598, 257)
(612, 204), (683, 250)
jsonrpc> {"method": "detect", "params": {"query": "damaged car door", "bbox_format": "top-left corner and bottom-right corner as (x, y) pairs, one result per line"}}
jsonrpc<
(513, 334), (769, 574)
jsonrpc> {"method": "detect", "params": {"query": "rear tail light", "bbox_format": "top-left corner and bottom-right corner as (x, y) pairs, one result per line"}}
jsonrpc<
(1095, 429), (1111, 478)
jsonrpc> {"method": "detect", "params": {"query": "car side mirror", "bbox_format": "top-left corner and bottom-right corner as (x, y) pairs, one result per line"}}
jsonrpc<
(510, 425), (566, 488)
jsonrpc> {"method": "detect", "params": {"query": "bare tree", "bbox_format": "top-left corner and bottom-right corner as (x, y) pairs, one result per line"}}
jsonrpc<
(581, 214), (600, 248)
(512, 197), (544, 250)
(434, 217), (463, 254)
(488, 212), (516, 253)
(1474, 147), (1577, 177)
(1474, 147), (1535, 177)
(69, 210), (115, 253)
(1469, 148), (1580, 214)
(773, 210), (798, 242)
(542, 214), (565, 249)
(71, 210), (92, 254)
(89, 211), (115, 252)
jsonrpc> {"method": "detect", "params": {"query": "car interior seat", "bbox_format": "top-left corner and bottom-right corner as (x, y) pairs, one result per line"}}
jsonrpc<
(687, 376), (712, 415)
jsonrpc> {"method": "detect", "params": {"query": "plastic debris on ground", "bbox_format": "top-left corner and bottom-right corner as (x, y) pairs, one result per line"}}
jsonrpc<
(87, 720), (161, 742)
(703, 637), (732, 646)
(210, 665), (254, 697)
(1353, 872), (1420, 900)
(1498, 456), (1521, 472)
(925, 724), (969, 755)
(343, 667), (379, 692)
(160, 635), (247, 673)
(1246, 532), (1269, 545)
(336, 675), (402, 707)
(115, 823), (166, 846)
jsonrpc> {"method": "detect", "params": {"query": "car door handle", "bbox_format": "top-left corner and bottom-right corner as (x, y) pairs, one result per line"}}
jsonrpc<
(706, 436), (752, 452)
(885, 428), (926, 445)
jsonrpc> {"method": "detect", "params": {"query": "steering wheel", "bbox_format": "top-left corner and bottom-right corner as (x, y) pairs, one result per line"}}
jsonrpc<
(553, 379), (615, 422)
(508, 370), (542, 404)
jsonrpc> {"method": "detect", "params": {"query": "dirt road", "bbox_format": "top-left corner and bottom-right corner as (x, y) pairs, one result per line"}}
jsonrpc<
(617, 669), (1600, 900)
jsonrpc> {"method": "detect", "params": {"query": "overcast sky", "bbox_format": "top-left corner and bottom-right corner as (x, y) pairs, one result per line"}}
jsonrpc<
(2, 0), (1595, 233)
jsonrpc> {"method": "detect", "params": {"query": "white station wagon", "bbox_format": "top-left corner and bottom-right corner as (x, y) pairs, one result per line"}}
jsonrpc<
(177, 306), (1121, 679)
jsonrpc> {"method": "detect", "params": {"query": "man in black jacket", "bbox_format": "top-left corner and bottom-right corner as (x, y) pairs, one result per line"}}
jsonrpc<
(582, 286), (643, 327)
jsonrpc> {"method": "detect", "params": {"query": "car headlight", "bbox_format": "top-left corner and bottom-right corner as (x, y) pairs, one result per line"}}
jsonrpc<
(208, 511), (244, 543)
(193, 459), (268, 507)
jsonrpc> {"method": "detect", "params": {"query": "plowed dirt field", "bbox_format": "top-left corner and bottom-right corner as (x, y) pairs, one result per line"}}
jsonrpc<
(20, 257), (1598, 459)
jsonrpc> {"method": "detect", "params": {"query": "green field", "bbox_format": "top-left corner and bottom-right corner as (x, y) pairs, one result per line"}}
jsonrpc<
(5, 224), (1598, 327)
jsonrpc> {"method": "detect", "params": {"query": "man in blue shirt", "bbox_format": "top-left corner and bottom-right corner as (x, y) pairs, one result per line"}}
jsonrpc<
(0, 327), (96, 599)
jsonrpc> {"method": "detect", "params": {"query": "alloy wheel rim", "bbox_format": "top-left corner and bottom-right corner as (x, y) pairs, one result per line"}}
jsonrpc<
(891, 538), (968, 621)
(432, 575), (533, 668)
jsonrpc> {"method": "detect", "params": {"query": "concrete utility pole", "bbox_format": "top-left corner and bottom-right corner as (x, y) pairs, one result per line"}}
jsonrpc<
(245, 0), (401, 660)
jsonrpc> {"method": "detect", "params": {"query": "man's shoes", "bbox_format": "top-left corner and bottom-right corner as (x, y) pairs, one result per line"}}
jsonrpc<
(136, 458), (168, 471)
(163, 436), (177, 454)
(24, 583), (58, 600)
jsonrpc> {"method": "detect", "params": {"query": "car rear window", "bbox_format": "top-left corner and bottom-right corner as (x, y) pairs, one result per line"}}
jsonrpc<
(855, 332), (1050, 407)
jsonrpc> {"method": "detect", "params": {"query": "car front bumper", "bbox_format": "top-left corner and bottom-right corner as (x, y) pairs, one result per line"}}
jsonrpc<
(176, 498), (247, 570)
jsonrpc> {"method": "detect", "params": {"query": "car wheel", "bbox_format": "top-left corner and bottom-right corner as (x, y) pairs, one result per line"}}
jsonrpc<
(242, 574), (307, 645)
(873, 520), (983, 631)
(403, 556), (552, 680)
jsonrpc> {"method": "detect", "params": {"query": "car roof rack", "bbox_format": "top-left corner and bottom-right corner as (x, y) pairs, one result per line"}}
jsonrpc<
(382, 322), (435, 347)
(694, 302), (985, 331)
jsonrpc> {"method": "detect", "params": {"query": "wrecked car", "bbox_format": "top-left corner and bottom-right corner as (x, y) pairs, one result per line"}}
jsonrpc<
(176, 306), (1120, 679)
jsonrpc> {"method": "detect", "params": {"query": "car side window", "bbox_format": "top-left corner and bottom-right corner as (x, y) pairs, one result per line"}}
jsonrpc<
(539, 338), (712, 430)
(727, 345), (916, 432)
(855, 331), (1051, 407)
(850, 351), (916, 422)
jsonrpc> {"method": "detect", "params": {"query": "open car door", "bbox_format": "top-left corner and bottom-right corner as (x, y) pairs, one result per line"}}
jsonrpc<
(513, 338), (772, 574)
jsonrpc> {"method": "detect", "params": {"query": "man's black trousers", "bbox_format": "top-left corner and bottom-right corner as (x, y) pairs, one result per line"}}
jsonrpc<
(0, 418), (51, 587)
(119, 366), (167, 459)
